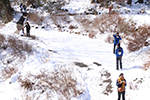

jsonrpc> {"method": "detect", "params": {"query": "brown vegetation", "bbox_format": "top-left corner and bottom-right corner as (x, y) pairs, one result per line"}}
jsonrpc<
(27, 13), (44, 25)
(126, 24), (150, 52)
(0, 33), (32, 58)
(142, 58), (150, 71)
(75, 14), (125, 38)
(18, 66), (84, 100)
(105, 34), (114, 44)
(75, 14), (150, 52)
(0, 66), (18, 81)
(0, 1), (13, 23)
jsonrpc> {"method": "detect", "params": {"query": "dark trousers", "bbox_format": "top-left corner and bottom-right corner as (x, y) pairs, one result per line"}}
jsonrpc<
(116, 57), (122, 70)
(113, 44), (117, 54)
(26, 31), (30, 37)
(118, 91), (125, 100)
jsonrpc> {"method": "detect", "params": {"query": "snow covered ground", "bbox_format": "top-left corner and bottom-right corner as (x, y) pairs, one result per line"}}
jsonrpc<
(0, 0), (150, 100)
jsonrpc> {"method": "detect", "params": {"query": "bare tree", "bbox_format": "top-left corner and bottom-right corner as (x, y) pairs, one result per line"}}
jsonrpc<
(0, 0), (13, 23)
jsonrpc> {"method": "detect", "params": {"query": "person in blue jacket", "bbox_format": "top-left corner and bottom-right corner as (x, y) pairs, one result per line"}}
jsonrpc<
(115, 43), (123, 70)
(113, 32), (122, 54)
(116, 73), (127, 100)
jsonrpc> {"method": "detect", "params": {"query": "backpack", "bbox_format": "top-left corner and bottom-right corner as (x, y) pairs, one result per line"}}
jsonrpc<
(117, 47), (122, 55)
(29, 25), (31, 30)
(115, 35), (120, 43)
(27, 24), (31, 30)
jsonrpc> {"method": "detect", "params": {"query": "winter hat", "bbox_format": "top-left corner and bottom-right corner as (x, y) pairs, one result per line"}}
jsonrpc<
(119, 73), (123, 77)
(116, 32), (119, 34)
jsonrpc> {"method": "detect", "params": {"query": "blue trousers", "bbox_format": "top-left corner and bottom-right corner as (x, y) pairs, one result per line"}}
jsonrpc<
(116, 57), (122, 70)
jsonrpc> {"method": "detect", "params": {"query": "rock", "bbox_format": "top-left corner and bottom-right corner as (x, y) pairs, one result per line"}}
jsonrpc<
(93, 62), (102, 66)
(41, 26), (45, 29)
(74, 62), (88, 67)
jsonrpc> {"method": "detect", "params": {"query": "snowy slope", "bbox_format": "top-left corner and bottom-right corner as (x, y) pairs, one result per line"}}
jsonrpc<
(0, 18), (150, 100)
(0, 0), (150, 100)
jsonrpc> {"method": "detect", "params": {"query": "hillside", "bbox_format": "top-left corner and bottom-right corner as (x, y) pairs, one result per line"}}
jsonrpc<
(0, 0), (150, 100)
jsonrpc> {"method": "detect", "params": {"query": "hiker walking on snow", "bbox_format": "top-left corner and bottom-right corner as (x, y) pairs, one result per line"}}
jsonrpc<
(113, 32), (122, 54)
(116, 73), (126, 100)
(115, 43), (123, 70)
(24, 22), (30, 37)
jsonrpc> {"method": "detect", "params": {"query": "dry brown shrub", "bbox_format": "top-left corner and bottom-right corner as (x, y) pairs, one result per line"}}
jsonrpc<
(75, 14), (127, 36)
(69, 25), (76, 29)
(27, 13), (44, 25)
(142, 61), (150, 71)
(18, 66), (83, 100)
(127, 37), (145, 52)
(7, 36), (32, 55)
(51, 14), (71, 31)
(105, 34), (114, 44)
(88, 30), (97, 38)
(75, 14), (150, 52)
(0, 66), (18, 81)
(0, 33), (5, 48)
(129, 82), (139, 90)
(127, 24), (150, 52)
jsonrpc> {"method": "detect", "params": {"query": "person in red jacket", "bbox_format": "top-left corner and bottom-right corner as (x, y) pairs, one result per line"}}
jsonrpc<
(109, 5), (113, 14)
(116, 73), (127, 100)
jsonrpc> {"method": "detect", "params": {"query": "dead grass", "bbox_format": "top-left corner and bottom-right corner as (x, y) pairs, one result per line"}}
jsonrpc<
(129, 78), (144, 90)
(142, 60), (150, 71)
(18, 66), (83, 100)
(7, 36), (33, 56)
(27, 13), (44, 25)
(88, 30), (97, 39)
(0, 33), (32, 61)
(0, 33), (5, 48)
(127, 24), (150, 52)
(105, 34), (114, 44)
(51, 14), (71, 31)
(129, 82), (139, 90)
(69, 25), (76, 29)
(75, 14), (125, 38)
(75, 14), (150, 52)
(0, 66), (18, 81)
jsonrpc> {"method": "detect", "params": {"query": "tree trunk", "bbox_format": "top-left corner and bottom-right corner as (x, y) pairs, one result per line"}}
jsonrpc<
(127, 0), (132, 4)
(0, 0), (13, 23)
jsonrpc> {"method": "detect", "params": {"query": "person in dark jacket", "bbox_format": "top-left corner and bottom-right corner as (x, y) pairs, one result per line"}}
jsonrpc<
(115, 43), (123, 70)
(23, 5), (27, 13)
(20, 3), (23, 12)
(113, 32), (122, 54)
(116, 73), (126, 100)
(24, 22), (30, 37)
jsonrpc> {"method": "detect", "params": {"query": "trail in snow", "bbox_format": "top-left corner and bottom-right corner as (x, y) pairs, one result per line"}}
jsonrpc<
(0, 2), (150, 99)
